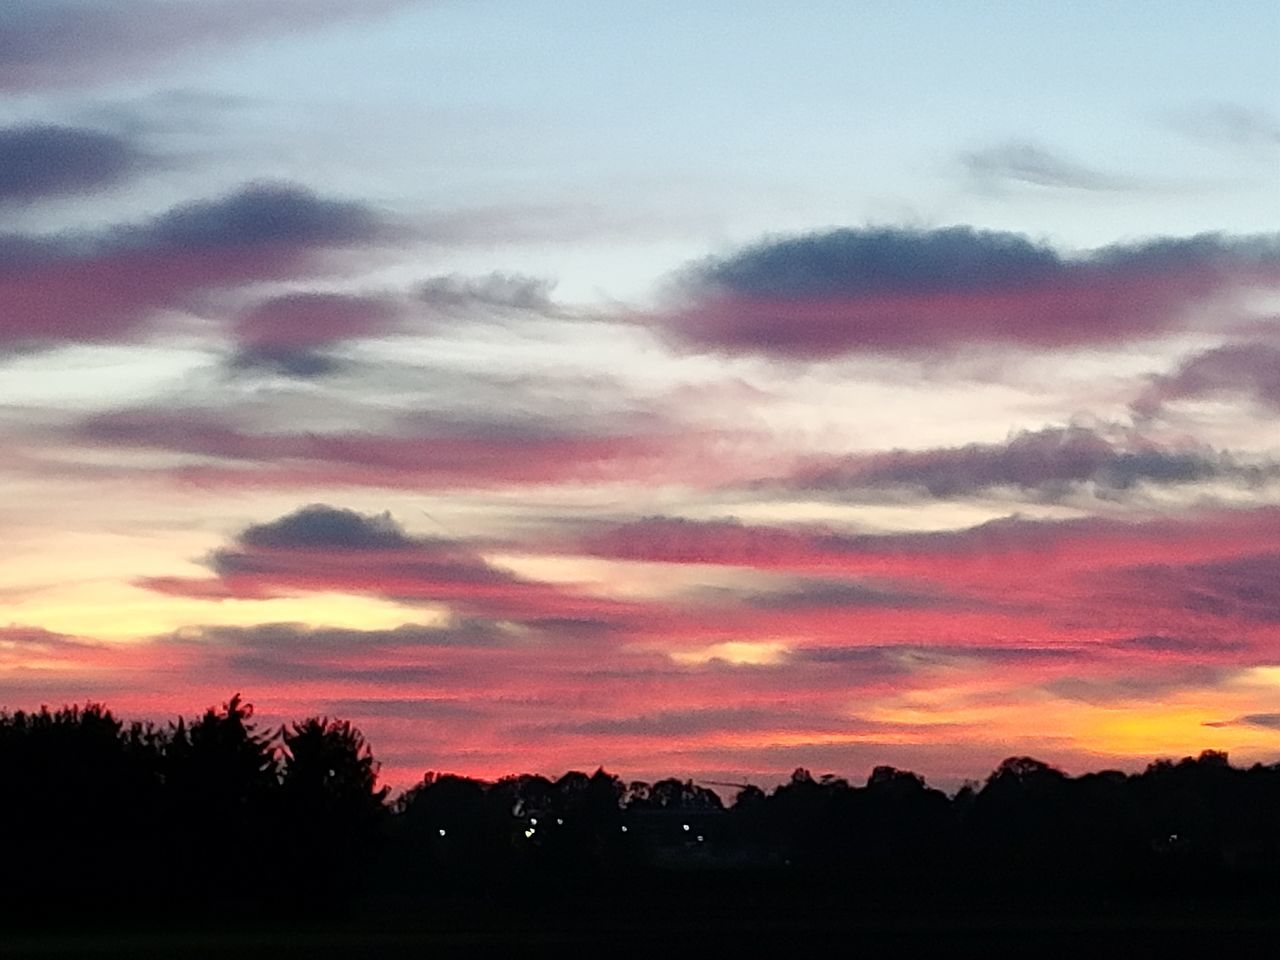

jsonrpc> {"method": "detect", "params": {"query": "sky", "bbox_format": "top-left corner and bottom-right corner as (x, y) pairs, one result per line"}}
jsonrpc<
(1, 0), (1278, 791)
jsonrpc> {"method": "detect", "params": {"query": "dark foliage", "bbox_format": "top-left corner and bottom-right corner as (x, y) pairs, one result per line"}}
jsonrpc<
(1, 698), (1278, 925)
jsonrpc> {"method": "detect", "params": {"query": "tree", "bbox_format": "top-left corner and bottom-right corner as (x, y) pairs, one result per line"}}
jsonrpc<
(279, 717), (389, 899)
(164, 694), (280, 898)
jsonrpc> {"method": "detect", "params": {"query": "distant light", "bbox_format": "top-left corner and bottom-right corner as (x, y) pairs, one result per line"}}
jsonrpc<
(682, 824), (690, 832)
(556, 818), (564, 825)
(530, 818), (537, 826)
(697, 835), (705, 843)
(620, 825), (628, 833)
(524, 828), (535, 839)
(438, 828), (446, 837)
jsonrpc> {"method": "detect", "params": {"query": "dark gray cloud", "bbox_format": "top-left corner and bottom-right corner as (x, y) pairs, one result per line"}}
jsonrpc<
(236, 504), (417, 552)
(694, 226), (1060, 299)
(227, 345), (343, 379)
(0, 124), (148, 203)
(961, 141), (1136, 191)
(744, 579), (953, 611)
(666, 226), (1280, 359)
(137, 183), (383, 251)
(140, 503), (620, 626)
(0, 0), (426, 92)
(787, 424), (1273, 500)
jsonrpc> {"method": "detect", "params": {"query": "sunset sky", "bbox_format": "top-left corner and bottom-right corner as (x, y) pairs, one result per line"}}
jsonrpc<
(2, 0), (1278, 790)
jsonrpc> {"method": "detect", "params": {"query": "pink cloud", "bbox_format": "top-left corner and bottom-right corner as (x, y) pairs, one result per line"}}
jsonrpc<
(663, 227), (1280, 359)
(0, 183), (387, 348)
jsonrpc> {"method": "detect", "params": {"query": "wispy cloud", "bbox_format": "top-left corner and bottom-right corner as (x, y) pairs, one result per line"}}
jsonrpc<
(960, 141), (1138, 191)
(1172, 103), (1280, 152)
(0, 0), (428, 91)
(779, 424), (1277, 501)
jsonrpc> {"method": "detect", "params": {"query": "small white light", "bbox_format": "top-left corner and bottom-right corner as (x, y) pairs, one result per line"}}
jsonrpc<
(530, 818), (537, 826)
(524, 828), (535, 839)
(556, 818), (564, 825)
(682, 824), (690, 832)
(438, 828), (446, 837)
(697, 835), (704, 843)
(620, 825), (628, 833)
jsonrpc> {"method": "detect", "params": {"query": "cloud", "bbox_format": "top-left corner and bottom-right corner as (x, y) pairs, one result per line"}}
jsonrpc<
(1129, 552), (1280, 624)
(961, 141), (1136, 191)
(233, 292), (404, 349)
(782, 424), (1275, 500)
(226, 346), (344, 379)
(235, 504), (417, 552)
(1135, 340), (1280, 415)
(581, 507), (1280, 576)
(417, 273), (557, 317)
(0, 0), (427, 92)
(1111, 634), (1250, 655)
(224, 292), (405, 379)
(139, 503), (641, 625)
(0, 124), (148, 204)
(1203, 713), (1280, 731)
(1172, 103), (1280, 151)
(170, 504), (517, 599)
(1046, 666), (1234, 704)
(662, 226), (1280, 359)
(742, 578), (954, 611)
(0, 182), (389, 349)
(526, 706), (881, 740)
(578, 507), (1280, 645)
(72, 407), (748, 491)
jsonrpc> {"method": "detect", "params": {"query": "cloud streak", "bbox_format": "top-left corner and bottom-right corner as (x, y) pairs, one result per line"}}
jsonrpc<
(781, 424), (1276, 500)
(0, 183), (389, 349)
(662, 227), (1280, 359)
(961, 141), (1137, 191)
(0, 0), (427, 91)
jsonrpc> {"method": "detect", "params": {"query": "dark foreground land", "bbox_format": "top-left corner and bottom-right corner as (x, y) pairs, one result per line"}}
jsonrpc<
(6, 887), (1280, 958)
(3, 700), (1279, 956)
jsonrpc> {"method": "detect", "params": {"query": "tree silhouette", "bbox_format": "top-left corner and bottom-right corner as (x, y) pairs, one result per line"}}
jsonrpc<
(279, 716), (388, 901)
(163, 694), (280, 900)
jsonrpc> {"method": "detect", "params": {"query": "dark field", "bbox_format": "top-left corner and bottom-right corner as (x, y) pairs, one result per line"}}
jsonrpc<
(7, 887), (1280, 958)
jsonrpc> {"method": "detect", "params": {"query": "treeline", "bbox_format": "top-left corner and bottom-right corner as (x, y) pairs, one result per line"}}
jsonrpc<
(3, 697), (1279, 920)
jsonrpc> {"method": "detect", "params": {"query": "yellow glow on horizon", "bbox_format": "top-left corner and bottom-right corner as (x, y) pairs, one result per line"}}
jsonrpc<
(9, 582), (447, 642)
(669, 640), (791, 666)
